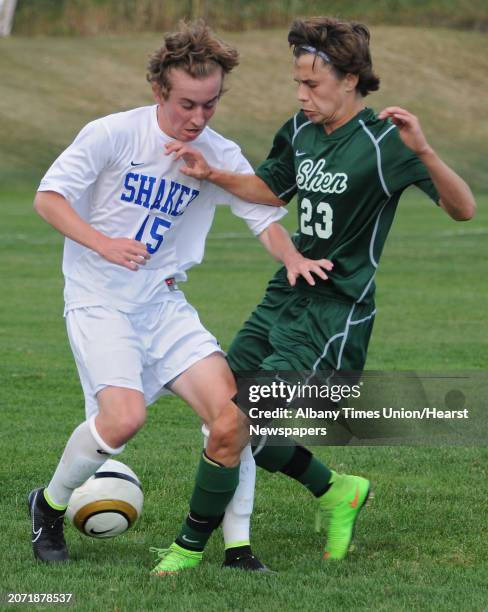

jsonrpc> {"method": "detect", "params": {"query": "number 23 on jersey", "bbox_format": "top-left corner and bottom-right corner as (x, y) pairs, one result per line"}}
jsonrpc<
(300, 198), (333, 239)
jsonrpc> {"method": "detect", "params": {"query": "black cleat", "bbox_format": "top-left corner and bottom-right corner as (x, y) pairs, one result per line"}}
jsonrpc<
(223, 553), (275, 573)
(28, 488), (69, 563)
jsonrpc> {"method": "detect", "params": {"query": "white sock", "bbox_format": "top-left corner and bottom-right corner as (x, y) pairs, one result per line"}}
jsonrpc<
(202, 424), (255, 548)
(45, 416), (125, 508)
(223, 443), (255, 547)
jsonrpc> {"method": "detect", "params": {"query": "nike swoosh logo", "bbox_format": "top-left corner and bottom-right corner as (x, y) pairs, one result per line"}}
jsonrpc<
(295, 150), (307, 157)
(130, 161), (145, 167)
(96, 449), (110, 455)
(349, 486), (360, 509)
(32, 525), (42, 542)
(31, 491), (43, 543)
(182, 535), (200, 544)
(89, 528), (114, 535)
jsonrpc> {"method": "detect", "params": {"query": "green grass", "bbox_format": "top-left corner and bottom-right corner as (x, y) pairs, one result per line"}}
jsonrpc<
(1, 187), (487, 611)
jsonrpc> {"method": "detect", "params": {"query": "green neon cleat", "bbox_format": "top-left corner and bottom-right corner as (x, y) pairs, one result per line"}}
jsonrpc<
(316, 471), (372, 560)
(149, 543), (203, 575)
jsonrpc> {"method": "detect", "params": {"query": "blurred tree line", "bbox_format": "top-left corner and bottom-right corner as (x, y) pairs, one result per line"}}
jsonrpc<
(12, 0), (488, 35)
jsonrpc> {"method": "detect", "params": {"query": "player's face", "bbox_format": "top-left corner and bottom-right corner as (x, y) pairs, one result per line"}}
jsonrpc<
(294, 53), (358, 130)
(154, 67), (223, 142)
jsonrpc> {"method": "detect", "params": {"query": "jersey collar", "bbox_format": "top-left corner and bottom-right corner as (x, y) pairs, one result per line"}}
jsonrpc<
(317, 107), (375, 141)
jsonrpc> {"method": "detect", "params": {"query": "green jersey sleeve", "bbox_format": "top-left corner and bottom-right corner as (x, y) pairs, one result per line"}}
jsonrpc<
(380, 126), (439, 204)
(255, 117), (297, 203)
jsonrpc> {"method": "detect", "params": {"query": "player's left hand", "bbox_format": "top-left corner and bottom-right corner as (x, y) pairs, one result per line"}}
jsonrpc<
(378, 107), (433, 156)
(285, 254), (333, 287)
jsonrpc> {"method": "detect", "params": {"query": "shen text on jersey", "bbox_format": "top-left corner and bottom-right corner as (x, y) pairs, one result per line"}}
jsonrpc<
(296, 159), (348, 194)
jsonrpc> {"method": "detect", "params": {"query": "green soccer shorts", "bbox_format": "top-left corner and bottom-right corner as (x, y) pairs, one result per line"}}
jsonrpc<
(227, 269), (376, 375)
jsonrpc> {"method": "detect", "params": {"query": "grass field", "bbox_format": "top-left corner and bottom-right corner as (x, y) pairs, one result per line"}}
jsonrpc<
(0, 26), (487, 612)
(1, 188), (487, 611)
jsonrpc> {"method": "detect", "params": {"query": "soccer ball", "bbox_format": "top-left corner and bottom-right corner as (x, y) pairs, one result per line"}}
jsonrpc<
(66, 460), (143, 538)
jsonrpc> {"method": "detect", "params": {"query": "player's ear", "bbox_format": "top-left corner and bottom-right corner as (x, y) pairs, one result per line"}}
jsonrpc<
(344, 73), (359, 93)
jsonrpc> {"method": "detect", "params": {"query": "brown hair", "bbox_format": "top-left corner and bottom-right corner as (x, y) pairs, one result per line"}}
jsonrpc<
(147, 20), (239, 98)
(288, 17), (380, 96)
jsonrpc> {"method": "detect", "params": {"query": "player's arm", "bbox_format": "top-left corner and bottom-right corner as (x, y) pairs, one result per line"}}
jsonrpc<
(165, 141), (283, 206)
(378, 107), (476, 221)
(258, 222), (333, 287)
(34, 191), (150, 271)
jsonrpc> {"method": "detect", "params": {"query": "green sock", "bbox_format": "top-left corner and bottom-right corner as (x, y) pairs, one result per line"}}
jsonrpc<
(253, 443), (294, 471)
(254, 439), (332, 497)
(176, 452), (240, 551)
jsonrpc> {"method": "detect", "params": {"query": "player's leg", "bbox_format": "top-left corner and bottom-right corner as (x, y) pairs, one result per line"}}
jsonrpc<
(43, 387), (144, 506)
(227, 282), (335, 498)
(29, 307), (147, 562)
(201, 425), (271, 572)
(311, 300), (374, 559)
(149, 353), (251, 575)
(230, 291), (375, 559)
(137, 297), (255, 574)
(206, 274), (290, 569)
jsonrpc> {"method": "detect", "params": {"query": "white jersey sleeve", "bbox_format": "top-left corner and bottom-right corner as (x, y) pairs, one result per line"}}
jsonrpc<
(39, 119), (114, 205)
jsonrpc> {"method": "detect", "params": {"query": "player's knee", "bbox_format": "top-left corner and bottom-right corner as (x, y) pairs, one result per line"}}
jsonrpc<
(211, 421), (238, 450)
(208, 414), (245, 465)
(97, 387), (146, 443)
(99, 403), (146, 445)
(118, 406), (146, 438)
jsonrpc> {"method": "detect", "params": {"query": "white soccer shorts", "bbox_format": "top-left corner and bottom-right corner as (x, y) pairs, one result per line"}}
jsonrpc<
(65, 292), (222, 418)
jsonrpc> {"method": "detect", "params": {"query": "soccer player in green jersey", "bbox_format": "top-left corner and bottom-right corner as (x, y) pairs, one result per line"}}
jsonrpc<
(164, 16), (476, 569)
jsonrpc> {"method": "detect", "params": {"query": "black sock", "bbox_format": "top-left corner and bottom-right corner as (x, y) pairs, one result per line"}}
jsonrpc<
(254, 442), (332, 498)
(37, 489), (65, 517)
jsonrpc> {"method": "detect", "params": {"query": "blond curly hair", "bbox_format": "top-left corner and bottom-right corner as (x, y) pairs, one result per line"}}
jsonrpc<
(147, 20), (239, 98)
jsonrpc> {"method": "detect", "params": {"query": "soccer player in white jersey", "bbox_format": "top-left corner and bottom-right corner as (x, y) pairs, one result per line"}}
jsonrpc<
(28, 21), (333, 574)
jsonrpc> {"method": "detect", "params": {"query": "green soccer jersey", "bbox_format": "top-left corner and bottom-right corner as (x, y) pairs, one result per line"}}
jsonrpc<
(255, 107), (439, 303)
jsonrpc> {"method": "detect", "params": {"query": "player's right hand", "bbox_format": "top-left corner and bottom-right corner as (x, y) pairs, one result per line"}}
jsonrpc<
(165, 141), (212, 180)
(285, 255), (334, 287)
(96, 237), (150, 271)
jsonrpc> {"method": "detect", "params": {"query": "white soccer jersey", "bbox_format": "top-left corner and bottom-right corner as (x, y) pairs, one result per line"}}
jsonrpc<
(38, 105), (287, 313)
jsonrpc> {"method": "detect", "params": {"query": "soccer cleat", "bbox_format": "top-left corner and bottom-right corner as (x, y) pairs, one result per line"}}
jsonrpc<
(28, 488), (69, 563)
(315, 472), (371, 560)
(222, 553), (275, 573)
(149, 543), (203, 575)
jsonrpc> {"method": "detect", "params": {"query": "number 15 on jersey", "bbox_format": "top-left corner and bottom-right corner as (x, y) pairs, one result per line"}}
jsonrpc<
(135, 215), (172, 254)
